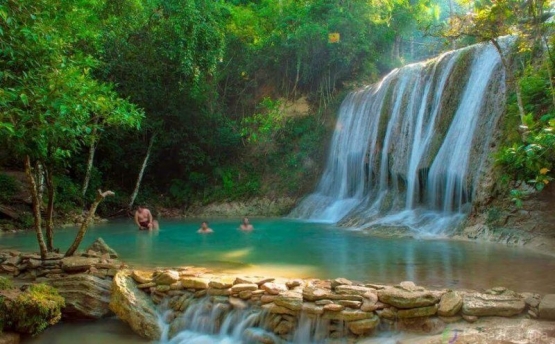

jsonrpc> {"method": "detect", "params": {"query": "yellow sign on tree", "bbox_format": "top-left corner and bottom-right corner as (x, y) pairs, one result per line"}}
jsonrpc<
(328, 33), (340, 43)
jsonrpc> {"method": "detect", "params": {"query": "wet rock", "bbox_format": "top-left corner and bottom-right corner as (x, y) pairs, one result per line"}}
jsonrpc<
(154, 270), (180, 285)
(376, 307), (397, 320)
(181, 277), (209, 289)
(347, 316), (380, 335)
(262, 303), (298, 316)
(231, 283), (258, 293)
(137, 282), (156, 289)
(156, 285), (170, 292)
(207, 288), (231, 296)
(324, 309), (375, 322)
(397, 304), (438, 318)
(315, 299), (334, 306)
(60, 257), (98, 273)
(337, 300), (362, 309)
(260, 282), (287, 295)
(48, 274), (112, 319)
(85, 238), (118, 259)
(302, 302), (324, 315)
(261, 295), (277, 304)
(229, 297), (248, 310)
(331, 278), (353, 289)
(131, 270), (153, 284)
(239, 290), (253, 299)
(286, 279), (303, 289)
(234, 277), (256, 284)
(539, 294), (555, 320)
(335, 285), (375, 297)
(399, 281), (420, 291)
(109, 271), (161, 340)
(377, 286), (440, 309)
(274, 320), (294, 335)
(256, 278), (275, 286)
(303, 287), (333, 301)
(323, 303), (344, 312)
(243, 328), (278, 344)
(274, 291), (303, 311)
(438, 291), (463, 317)
(462, 292), (525, 317)
(209, 278), (234, 289)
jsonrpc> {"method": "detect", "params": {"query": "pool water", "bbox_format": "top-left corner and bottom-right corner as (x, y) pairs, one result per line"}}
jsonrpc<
(1, 218), (554, 293)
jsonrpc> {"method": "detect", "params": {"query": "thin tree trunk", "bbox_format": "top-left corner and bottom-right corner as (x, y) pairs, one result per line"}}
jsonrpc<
(35, 161), (44, 208)
(65, 189), (115, 257)
(128, 134), (156, 209)
(44, 164), (55, 252)
(82, 128), (99, 197)
(24, 156), (48, 259)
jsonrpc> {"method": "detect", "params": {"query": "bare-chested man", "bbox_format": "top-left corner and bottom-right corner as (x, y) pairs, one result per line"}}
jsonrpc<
(197, 221), (213, 234)
(239, 217), (254, 231)
(134, 205), (158, 230)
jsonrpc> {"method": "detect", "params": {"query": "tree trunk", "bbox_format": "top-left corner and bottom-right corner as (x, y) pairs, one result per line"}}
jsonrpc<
(128, 134), (156, 210)
(82, 127), (99, 198)
(44, 164), (55, 252)
(35, 161), (44, 209)
(24, 156), (48, 259)
(65, 190), (115, 257)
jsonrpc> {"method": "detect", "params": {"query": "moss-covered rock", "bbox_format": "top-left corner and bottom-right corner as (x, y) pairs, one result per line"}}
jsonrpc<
(1, 283), (65, 336)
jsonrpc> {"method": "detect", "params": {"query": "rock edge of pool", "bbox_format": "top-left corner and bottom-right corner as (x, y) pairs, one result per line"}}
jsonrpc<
(1, 247), (555, 344)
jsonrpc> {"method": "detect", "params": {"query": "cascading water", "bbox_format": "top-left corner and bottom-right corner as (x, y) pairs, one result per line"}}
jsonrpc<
(157, 298), (342, 344)
(290, 41), (507, 235)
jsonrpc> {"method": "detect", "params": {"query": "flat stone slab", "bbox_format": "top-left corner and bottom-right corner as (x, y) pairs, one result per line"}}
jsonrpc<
(377, 286), (440, 309)
(61, 256), (99, 272)
(539, 294), (555, 320)
(462, 292), (525, 317)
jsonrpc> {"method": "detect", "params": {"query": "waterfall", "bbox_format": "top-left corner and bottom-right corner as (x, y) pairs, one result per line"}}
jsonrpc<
(157, 298), (335, 344)
(290, 41), (507, 235)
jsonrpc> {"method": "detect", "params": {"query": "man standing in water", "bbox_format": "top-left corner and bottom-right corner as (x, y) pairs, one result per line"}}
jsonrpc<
(239, 217), (254, 231)
(134, 205), (158, 230)
(197, 221), (214, 234)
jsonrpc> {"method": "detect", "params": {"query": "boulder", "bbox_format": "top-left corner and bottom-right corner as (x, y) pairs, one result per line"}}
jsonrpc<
(335, 285), (375, 297)
(377, 287), (440, 309)
(209, 278), (234, 289)
(462, 292), (525, 317)
(274, 291), (303, 311)
(302, 302), (324, 315)
(60, 256), (99, 273)
(154, 270), (180, 285)
(331, 278), (353, 289)
(85, 238), (118, 258)
(260, 282), (287, 295)
(131, 270), (153, 284)
(231, 283), (258, 293)
(323, 309), (375, 321)
(181, 277), (209, 289)
(48, 274), (112, 319)
(539, 294), (555, 320)
(347, 316), (380, 335)
(109, 271), (161, 340)
(438, 291), (463, 317)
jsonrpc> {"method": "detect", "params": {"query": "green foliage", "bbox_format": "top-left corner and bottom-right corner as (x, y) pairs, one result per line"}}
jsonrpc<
(0, 277), (14, 290)
(0, 173), (19, 203)
(1, 283), (65, 336)
(496, 56), (555, 203)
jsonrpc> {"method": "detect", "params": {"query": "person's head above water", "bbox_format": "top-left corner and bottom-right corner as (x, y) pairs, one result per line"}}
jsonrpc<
(242, 217), (249, 225)
(201, 221), (208, 229)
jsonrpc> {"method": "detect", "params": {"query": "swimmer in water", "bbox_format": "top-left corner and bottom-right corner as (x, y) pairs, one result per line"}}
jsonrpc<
(239, 217), (254, 231)
(197, 221), (213, 234)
